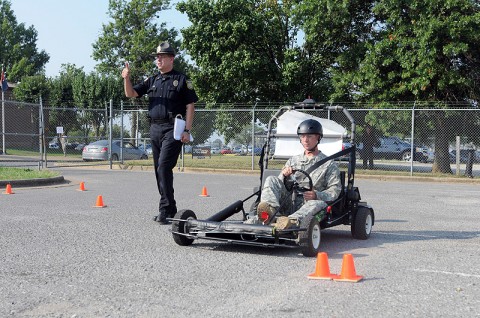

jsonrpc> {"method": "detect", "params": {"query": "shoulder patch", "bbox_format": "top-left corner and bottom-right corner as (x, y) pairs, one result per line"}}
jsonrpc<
(186, 80), (194, 90)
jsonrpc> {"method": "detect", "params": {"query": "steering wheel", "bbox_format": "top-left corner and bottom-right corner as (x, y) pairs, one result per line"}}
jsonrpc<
(283, 169), (313, 194)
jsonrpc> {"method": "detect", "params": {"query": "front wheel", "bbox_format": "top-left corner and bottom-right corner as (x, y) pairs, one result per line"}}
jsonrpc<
(172, 209), (197, 246)
(351, 207), (373, 240)
(299, 214), (321, 257)
(401, 151), (411, 161)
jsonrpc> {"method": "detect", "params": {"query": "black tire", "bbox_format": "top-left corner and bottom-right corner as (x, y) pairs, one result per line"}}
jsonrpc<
(140, 154), (148, 160)
(401, 151), (411, 161)
(351, 207), (373, 240)
(299, 213), (321, 257)
(111, 153), (119, 161)
(172, 209), (196, 246)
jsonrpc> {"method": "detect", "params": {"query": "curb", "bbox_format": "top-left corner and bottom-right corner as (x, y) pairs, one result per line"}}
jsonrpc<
(0, 176), (66, 187)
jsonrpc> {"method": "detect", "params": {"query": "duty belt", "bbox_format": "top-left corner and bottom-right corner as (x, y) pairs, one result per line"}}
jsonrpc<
(149, 118), (172, 124)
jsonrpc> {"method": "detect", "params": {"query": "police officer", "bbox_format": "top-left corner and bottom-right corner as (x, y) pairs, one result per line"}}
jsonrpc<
(256, 119), (342, 229)
(122, 41), (198, 224)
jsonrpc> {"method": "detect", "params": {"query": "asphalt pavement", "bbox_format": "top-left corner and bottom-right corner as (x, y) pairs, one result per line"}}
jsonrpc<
(1, 168), (479, 317)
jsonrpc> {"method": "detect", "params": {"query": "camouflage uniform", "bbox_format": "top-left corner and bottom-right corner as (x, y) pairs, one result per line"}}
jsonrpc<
(260, 151), (342, 221)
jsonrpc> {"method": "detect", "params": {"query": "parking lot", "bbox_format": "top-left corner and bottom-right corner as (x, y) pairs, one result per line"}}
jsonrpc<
(1, 168), (479, 317)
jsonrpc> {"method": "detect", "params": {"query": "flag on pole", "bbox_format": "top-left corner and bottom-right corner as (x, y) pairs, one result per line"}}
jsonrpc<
(1, 67), (8, 92)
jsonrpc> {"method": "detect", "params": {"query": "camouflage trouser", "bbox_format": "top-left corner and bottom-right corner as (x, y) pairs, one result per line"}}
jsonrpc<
(260, 176), (328, 221)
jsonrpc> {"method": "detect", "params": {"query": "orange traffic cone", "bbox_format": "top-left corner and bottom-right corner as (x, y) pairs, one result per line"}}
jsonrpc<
(308, 252), (340, 280)
(333, 254), (363, 282)
(199, 186), (209, 197)
(93, 195), (106, 208)
(77, 182), (86, 191)
(3, 184), (14, 194)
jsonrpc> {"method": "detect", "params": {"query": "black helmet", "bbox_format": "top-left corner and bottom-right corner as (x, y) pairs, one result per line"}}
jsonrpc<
(297, 119), (323, 137)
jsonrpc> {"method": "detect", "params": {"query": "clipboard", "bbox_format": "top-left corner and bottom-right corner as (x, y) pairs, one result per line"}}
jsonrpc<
(173, 115), (193, 141)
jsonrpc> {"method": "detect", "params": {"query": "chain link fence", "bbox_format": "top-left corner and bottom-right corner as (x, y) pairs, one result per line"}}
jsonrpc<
(1, 99), (479, 177)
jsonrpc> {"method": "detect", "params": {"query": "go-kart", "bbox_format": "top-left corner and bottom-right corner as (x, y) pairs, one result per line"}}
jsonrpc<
(170, 100), (375, 257)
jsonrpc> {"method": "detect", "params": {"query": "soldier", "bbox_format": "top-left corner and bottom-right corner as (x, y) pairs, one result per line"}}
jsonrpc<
(255, 119), (342, 230)
(122, 41), (198, 224)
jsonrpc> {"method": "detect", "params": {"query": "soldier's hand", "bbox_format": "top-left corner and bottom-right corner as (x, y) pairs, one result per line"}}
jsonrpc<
(122, 62), (130, 79)
(282, 166), (293, 177)
(303, 190), (317, 201)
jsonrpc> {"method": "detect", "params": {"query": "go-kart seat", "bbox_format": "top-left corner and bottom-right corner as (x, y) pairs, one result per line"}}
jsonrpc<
(327, 170), (346, 215)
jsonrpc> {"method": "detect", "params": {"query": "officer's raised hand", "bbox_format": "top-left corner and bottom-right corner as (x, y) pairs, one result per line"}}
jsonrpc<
(121, 62), (130, 79)
(122, 62), (138, 98)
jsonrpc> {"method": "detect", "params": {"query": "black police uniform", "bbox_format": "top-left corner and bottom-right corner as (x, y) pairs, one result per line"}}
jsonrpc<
(133, 70), (198, 222)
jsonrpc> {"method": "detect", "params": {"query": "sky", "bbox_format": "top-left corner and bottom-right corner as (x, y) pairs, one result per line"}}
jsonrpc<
(10, 0), (190, 78)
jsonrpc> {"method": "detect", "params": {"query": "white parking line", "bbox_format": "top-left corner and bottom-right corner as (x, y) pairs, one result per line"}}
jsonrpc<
(414, 269), (480, 278)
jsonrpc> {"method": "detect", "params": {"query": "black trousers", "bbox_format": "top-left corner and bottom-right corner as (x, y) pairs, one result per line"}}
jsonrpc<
(150, 123), (183, 216)
(363, 148), (374, 169)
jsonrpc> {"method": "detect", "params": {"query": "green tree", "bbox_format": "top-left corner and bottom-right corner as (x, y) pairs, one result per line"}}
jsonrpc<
(92, 0), (190, 142)
(0, 0), (49, 81)
(46, 65), (85, 138)
(343, 0), (480, 173)
(233, 122), (264, 149)
(12, 75), (50, 103)
(299, 0), (479, 174)
(178, 0), (310, 140)
(92, 0), (182, 78)
(72, 71), (124, 138)
(294, 0), (376, 102)
(178, 0), (307, 103)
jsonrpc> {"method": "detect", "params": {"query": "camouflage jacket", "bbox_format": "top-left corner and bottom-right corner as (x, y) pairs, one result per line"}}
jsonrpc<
(279, 151), (342, 202)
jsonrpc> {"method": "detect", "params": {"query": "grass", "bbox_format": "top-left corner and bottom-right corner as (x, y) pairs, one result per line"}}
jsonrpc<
(127, 154), (468, 179)
(2, 151), (471, 180)
(0, 167), (60, 181)
(128, 154), (287, 170)
(6, 148), (82, 158)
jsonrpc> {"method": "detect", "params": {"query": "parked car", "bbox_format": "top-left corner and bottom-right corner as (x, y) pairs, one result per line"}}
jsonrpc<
(356, 136), (427, 162)
(232, 146), (244, 154)
(48, 142), (60, 149)
(75, 143), (86, 151)
(247, 146), (262, 155)
(82, 140), (148, 161)
(423, 149), (435, 163)
(211, 147), (220, 154)
(220, 148), (233, 154)
(139, 144), (153, 155)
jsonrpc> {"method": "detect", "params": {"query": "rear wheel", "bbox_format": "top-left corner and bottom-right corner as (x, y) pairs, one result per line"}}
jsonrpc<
(402, 151), (411, 161)
(351, 207), (373, 240)
(172, 209), (196, 246)
(299, 214), (321, 257)
(111, 153), (119, 161)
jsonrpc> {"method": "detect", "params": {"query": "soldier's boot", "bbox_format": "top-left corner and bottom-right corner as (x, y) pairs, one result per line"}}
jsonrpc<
(274, 216), (299, 230)
(257, 202), (276, 223)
